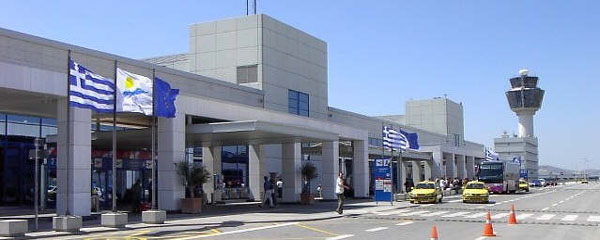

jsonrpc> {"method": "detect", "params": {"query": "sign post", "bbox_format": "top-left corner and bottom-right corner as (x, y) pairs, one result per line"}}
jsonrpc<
(373, 159), (393, 205)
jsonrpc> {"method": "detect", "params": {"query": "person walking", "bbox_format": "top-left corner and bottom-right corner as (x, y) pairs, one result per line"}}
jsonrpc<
(261, 176), (274, 208)
(335, 172), (349, 214)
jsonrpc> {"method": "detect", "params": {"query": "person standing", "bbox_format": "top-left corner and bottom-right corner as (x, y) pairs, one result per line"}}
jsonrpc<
(261, 176), (274, 208)
(276, 178), (283, 198)
(335, 172), (349, 214)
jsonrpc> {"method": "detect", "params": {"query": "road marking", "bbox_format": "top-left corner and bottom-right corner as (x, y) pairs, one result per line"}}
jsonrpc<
(442, 212), (471, 218)
(398, 210), (430, 216)
(491, 213), (510, 219)
(559, 201), (564, 203)
(474, 236), (487, 240)
(552, 203), (559, 207)
(448, 199), (462, 203)
(516, 213), (534, 220)
(327, 234), (354, 240)
(420, 211), (449, 217)
(464, 212), (487, 219)
(536, 214), (556, 220)
(587, 216), (600, 222)
(365, 227), (388, 232)
(170, 222), (298, 239)
(376, 209), (412, 216)
(541, 207), (549, 211)
(561, 215), (578, 221)
(420, 204), (434, 207)
(296, 223), (337, 236)
(396, 221), (414, 226)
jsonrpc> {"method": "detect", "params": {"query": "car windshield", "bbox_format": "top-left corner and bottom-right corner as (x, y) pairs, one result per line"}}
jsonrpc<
(415, 183), (435, 189)
(466, 183), (486, 189)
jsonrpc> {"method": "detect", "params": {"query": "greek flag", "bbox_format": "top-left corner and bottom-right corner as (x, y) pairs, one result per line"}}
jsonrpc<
(68, 60), (115, 113)
(383, 126), (408, 152)
(485, 148), (499, 161)
(512, 156), (522, 165)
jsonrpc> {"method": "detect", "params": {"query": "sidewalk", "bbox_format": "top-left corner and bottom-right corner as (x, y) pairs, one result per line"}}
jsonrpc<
(0, 198), (403, 238)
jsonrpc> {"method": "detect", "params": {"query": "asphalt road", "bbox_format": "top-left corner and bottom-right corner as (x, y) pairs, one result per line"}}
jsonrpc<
(18, 182), (600, 240)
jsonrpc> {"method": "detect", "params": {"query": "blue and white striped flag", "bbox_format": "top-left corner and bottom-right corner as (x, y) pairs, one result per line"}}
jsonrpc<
(485, 148), (499, 161)
(69, 60), (115, 113)
(383, 126), (408, 152)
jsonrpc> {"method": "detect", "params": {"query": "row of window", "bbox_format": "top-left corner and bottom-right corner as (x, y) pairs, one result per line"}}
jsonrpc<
(368, 137), (383, 147)
(0, 114), (57, 138)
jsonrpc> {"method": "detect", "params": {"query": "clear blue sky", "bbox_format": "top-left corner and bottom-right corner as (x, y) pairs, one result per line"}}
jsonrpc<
(1, 1), (598, 169)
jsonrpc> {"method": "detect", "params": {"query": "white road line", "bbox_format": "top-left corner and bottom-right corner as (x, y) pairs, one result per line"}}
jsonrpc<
(559, 201), (564, 204)
(420, 211), (450, 217)
(448, 199), (462, 203)
(551, 203), (559, 207)
(536, 214), (556, 220)
(376, 209), (412, 216)
(396, 221), (414, 226)
(442, 212), (471, 218)
(541, 207), (549, 211)
(327, 234), (354, 240)
(464, 212), (488, 219)
(587, 216), (600, 222)
(398, 210), (430, 216)
(474, 236), (488, 240)
(365, 227), (388, 232)
(420, 204), (434, 207)
(561, 215), (578, 221)
(491, 213), (510, 219)
(516, 213), (534, 220)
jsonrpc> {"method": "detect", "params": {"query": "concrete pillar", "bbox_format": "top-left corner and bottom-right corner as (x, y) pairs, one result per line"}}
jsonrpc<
(202, 145), (222, 203)
(424, 161), (432, 181)
(249, 144), (265, 201)
(456, 155), (466, 179)
(398, 160), (408, 193)
(411, 161), (422, 183)
(352, 140), (369, 198)
(444, 153), (455, 178)
(322, 141), (339, 200)
(431, 151), (443, 178)
(466, 156), (475, 179)
(157, 113), (186, 211)
(56, 99), (92, 217)
(281, 142), (301, 203)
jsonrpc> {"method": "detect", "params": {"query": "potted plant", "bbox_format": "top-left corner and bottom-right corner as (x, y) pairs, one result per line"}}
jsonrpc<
(175, 162), (211, 213)
(300, 162), (318, 205)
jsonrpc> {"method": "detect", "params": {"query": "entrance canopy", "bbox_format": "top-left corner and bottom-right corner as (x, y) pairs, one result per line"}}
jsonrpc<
(186, 120), (339, 146)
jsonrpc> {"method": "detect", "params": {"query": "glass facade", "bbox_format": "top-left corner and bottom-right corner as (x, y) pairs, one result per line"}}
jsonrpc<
(288, 90), (309, 117)
(221, 145), (248, 188)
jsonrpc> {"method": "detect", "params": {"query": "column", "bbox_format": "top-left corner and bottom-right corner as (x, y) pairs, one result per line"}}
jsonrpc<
(157, 113), (186, 211)
(466, 156), (475, 179)
(424, 161), (432, 181)
(202, 145), (222, 203)
(321, 141), (339, 200)
(249, 144), (265, 201)
(56, 99), (92, 216)
(431, 151), (443, 179)
(281, 142), (301, 202)
(444, 153), (455, 178)
(411, 161), (422, 183)
(456, 155), (466, 179)
(352, 140), (369, 198)
(398, 160), (408, 193)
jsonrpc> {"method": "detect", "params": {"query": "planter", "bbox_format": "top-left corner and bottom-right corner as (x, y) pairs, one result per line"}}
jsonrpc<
(181, 198), (203, 213)
(300, 193), (314, 205)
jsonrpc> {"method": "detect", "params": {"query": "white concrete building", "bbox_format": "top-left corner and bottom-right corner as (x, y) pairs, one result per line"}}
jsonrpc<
(0, 14), (484, 217)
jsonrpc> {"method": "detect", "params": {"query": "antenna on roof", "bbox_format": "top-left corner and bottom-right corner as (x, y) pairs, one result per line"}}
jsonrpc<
(246, 0), (249, 15)
(254, 0), (257, 14)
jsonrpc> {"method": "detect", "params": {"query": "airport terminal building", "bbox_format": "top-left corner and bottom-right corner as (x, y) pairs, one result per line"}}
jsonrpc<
(0, 14), (484, 217)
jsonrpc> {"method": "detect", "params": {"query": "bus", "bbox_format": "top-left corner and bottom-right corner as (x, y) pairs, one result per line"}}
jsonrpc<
(477, 161), (520, 194)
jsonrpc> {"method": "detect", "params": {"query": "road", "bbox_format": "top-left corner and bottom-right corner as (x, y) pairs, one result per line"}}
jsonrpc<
(13, 182), (600, 240)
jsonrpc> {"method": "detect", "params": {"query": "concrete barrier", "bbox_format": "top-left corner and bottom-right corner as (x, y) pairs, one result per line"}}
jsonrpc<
(142, 210), (167, 224)
(53, 215), (82, 232)
(101, 212), (128, 228)
(0, 220), (28, 237)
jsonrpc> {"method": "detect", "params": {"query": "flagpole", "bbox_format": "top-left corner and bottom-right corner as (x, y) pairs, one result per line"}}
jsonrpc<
(65, 50), (72, 216)
(112, 60), (117, 212)
(151, 69), (157, 210)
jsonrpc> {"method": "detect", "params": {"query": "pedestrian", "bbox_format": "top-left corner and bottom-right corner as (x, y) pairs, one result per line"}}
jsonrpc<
(404, 178), (411, 193)
(261, 176), (274, 208)
(131, 180), (141, 213)
(276, 178), (283, 198)
(317, 184), (323, 198)
(271, 176), (278, 206)
(335, 172), (349, 214)
(440, 178), (446, 190)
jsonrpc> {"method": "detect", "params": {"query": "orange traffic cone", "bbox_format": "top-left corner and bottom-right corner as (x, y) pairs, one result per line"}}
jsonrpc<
(482, 210), (496, 237)
(508, 204), (518, 225)
(430, 225), (439, 240)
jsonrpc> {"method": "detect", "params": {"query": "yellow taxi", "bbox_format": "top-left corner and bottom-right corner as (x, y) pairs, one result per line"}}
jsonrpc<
(518, 179), (530, 192)
(462, 181), (489, 203)
(408, 181), (443, 204)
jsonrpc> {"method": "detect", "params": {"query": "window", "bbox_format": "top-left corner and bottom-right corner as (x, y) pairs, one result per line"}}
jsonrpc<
(288, 90), (309, 117)
(236, 65), (258, 84)
(368, 137), (382, 147)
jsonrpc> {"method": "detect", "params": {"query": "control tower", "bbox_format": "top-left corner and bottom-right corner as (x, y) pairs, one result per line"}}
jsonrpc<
(494, 69), (545, 179)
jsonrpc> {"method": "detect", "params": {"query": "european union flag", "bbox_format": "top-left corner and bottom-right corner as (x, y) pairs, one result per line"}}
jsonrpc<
(154, 77), (179, 118)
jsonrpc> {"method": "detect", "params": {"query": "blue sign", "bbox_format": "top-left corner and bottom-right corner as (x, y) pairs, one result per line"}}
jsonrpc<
(373, 159), (392, 202)
(520, 169), (528, 179)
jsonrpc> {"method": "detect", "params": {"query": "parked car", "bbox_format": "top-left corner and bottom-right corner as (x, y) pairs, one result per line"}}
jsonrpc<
(529, 180), (542, 187)
(408, 181), (443, 204)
